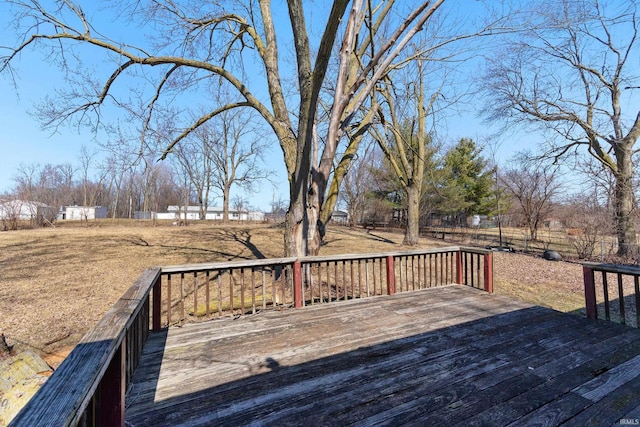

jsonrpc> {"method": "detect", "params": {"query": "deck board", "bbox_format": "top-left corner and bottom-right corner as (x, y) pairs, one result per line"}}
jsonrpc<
(125, 285), (640, 426)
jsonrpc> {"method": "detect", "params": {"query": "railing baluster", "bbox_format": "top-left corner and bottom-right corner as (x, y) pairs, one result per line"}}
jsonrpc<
(167, 274), (172, 326)
(372, 259), (377, 296)
(470, 254), (475, 288)
(240, 268), (246, 315)
(444, 252), (448, 284)
(335, 261), (339, 301)
(205, 271), (210, 318)
(325, 261), (330, 302)
(603, 272), (610, 321)
(271, 267), (277, 307)
(251, 267), (257, 314)
(217, 273), (223, 317)
(365, 259), (370, 297)
(180, 272), (185, 323)
(350, 260), (355, 299)
(282, 266), (288, 306)
(152, 274), (161, 331)
(378, 258), (385, 295)
(358, 260), (362, 298)
(262, 269), (267, 310)
(342, 260), (346, 301)
(635, 275), (640, 328)
(618, 273), (626, 325)
(229, 268), (234, 315)
(193, 272), (198, 319)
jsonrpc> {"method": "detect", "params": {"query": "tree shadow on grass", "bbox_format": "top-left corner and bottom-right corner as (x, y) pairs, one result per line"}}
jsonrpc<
(120, 228), (269, 262)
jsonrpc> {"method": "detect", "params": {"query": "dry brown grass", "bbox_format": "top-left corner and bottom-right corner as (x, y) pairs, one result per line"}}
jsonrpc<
(0, 221), (454, 365)
(0, 220), (589, 368)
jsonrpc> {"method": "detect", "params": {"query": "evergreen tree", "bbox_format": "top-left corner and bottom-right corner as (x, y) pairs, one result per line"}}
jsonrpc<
(437, 138), (495, 225)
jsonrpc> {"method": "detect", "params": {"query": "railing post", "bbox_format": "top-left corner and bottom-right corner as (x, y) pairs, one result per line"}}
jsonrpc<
(483, 252), (493, 293)
(456, 250), (463, 285)
(152, 274), (162, 331)
(386, 255), (395, 295)
(293, 261), (302, 308)
(97, 339), (126, 427)
(583, 265), (597, 320)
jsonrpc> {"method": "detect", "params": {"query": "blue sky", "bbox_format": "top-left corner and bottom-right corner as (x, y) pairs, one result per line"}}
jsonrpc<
(0, 1), (537, 211)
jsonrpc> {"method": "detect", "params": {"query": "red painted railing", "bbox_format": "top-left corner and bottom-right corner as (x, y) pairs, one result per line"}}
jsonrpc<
(9, 246), (492, 427)
(583, 262), (640, 327)
(155, 247), (493, 326)
(9, 268), (163, 427)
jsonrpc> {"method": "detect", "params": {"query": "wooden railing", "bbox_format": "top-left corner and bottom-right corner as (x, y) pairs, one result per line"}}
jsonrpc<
(155, 247), (493, 326)
(9, 246), (492, 427)
(583, 262), (640, 328)
(9, 268), (163, 427)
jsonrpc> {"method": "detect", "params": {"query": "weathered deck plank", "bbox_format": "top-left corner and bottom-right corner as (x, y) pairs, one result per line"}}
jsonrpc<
(125, 285), (640, 426)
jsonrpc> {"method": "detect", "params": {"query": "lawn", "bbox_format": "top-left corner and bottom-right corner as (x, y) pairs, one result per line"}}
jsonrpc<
(0, 220), (586, 367)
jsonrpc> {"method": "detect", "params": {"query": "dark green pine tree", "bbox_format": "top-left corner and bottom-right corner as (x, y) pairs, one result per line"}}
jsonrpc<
(437, 138), (495, 225)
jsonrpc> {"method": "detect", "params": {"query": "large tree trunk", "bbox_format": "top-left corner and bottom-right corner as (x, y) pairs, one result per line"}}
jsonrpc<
(285, 178), (309, 257)
(614, 147), (637, 256)
(222, 186), (230, 222)
(404, 184), (420, 246)
(307, 174), (324, 256)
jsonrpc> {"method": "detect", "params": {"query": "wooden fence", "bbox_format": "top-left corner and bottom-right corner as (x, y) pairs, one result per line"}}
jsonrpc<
(583, 262), (640, 328)
(9, 246), (492, 427)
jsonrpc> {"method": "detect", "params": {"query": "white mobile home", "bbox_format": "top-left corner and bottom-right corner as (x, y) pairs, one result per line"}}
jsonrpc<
(162, 206), (264, 221)
(63, 206), (108, 220)
(0, 200), (47, 220)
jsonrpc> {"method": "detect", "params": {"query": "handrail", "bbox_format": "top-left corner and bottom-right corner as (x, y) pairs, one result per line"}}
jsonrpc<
(9, 268), (162, 427)
(583, 262), (640, 327)
(9, 246), (493, 426)
(156, 246), (494, 326)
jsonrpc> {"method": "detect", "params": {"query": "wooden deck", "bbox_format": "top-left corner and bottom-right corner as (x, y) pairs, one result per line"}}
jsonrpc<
(125, 285), (640, 426)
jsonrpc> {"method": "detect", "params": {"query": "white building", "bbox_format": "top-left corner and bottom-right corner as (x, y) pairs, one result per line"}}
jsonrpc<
(0, 200), (51, 221)
(63, 206), (108, 220)
(331, 210), (349, 224)
(158, 206), (264, 221)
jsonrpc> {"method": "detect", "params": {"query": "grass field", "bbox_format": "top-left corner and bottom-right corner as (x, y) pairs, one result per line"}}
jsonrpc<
(0, 220), (587, 368)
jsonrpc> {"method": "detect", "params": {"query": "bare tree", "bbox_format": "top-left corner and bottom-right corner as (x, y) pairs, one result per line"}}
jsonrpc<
(77, 145), (108, 223)
(339, 142), (376, 227)
(1, 0), (483, 256)
(501, 155), (562, 241)
(171, 127), (218, 220)
(206, 109), (271, 222)
(562, 191), (616, 259)
(372, 60), (441, 245)
(231, 194), (248, 221)
(484, 0), (640, 255)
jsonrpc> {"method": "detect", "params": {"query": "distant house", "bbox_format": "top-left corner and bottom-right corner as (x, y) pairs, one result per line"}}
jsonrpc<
(62, 206), (108, 220)
(0, 199), (57, 224)
(331, 210), (349, 224)
(157, 206), (264, 221)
